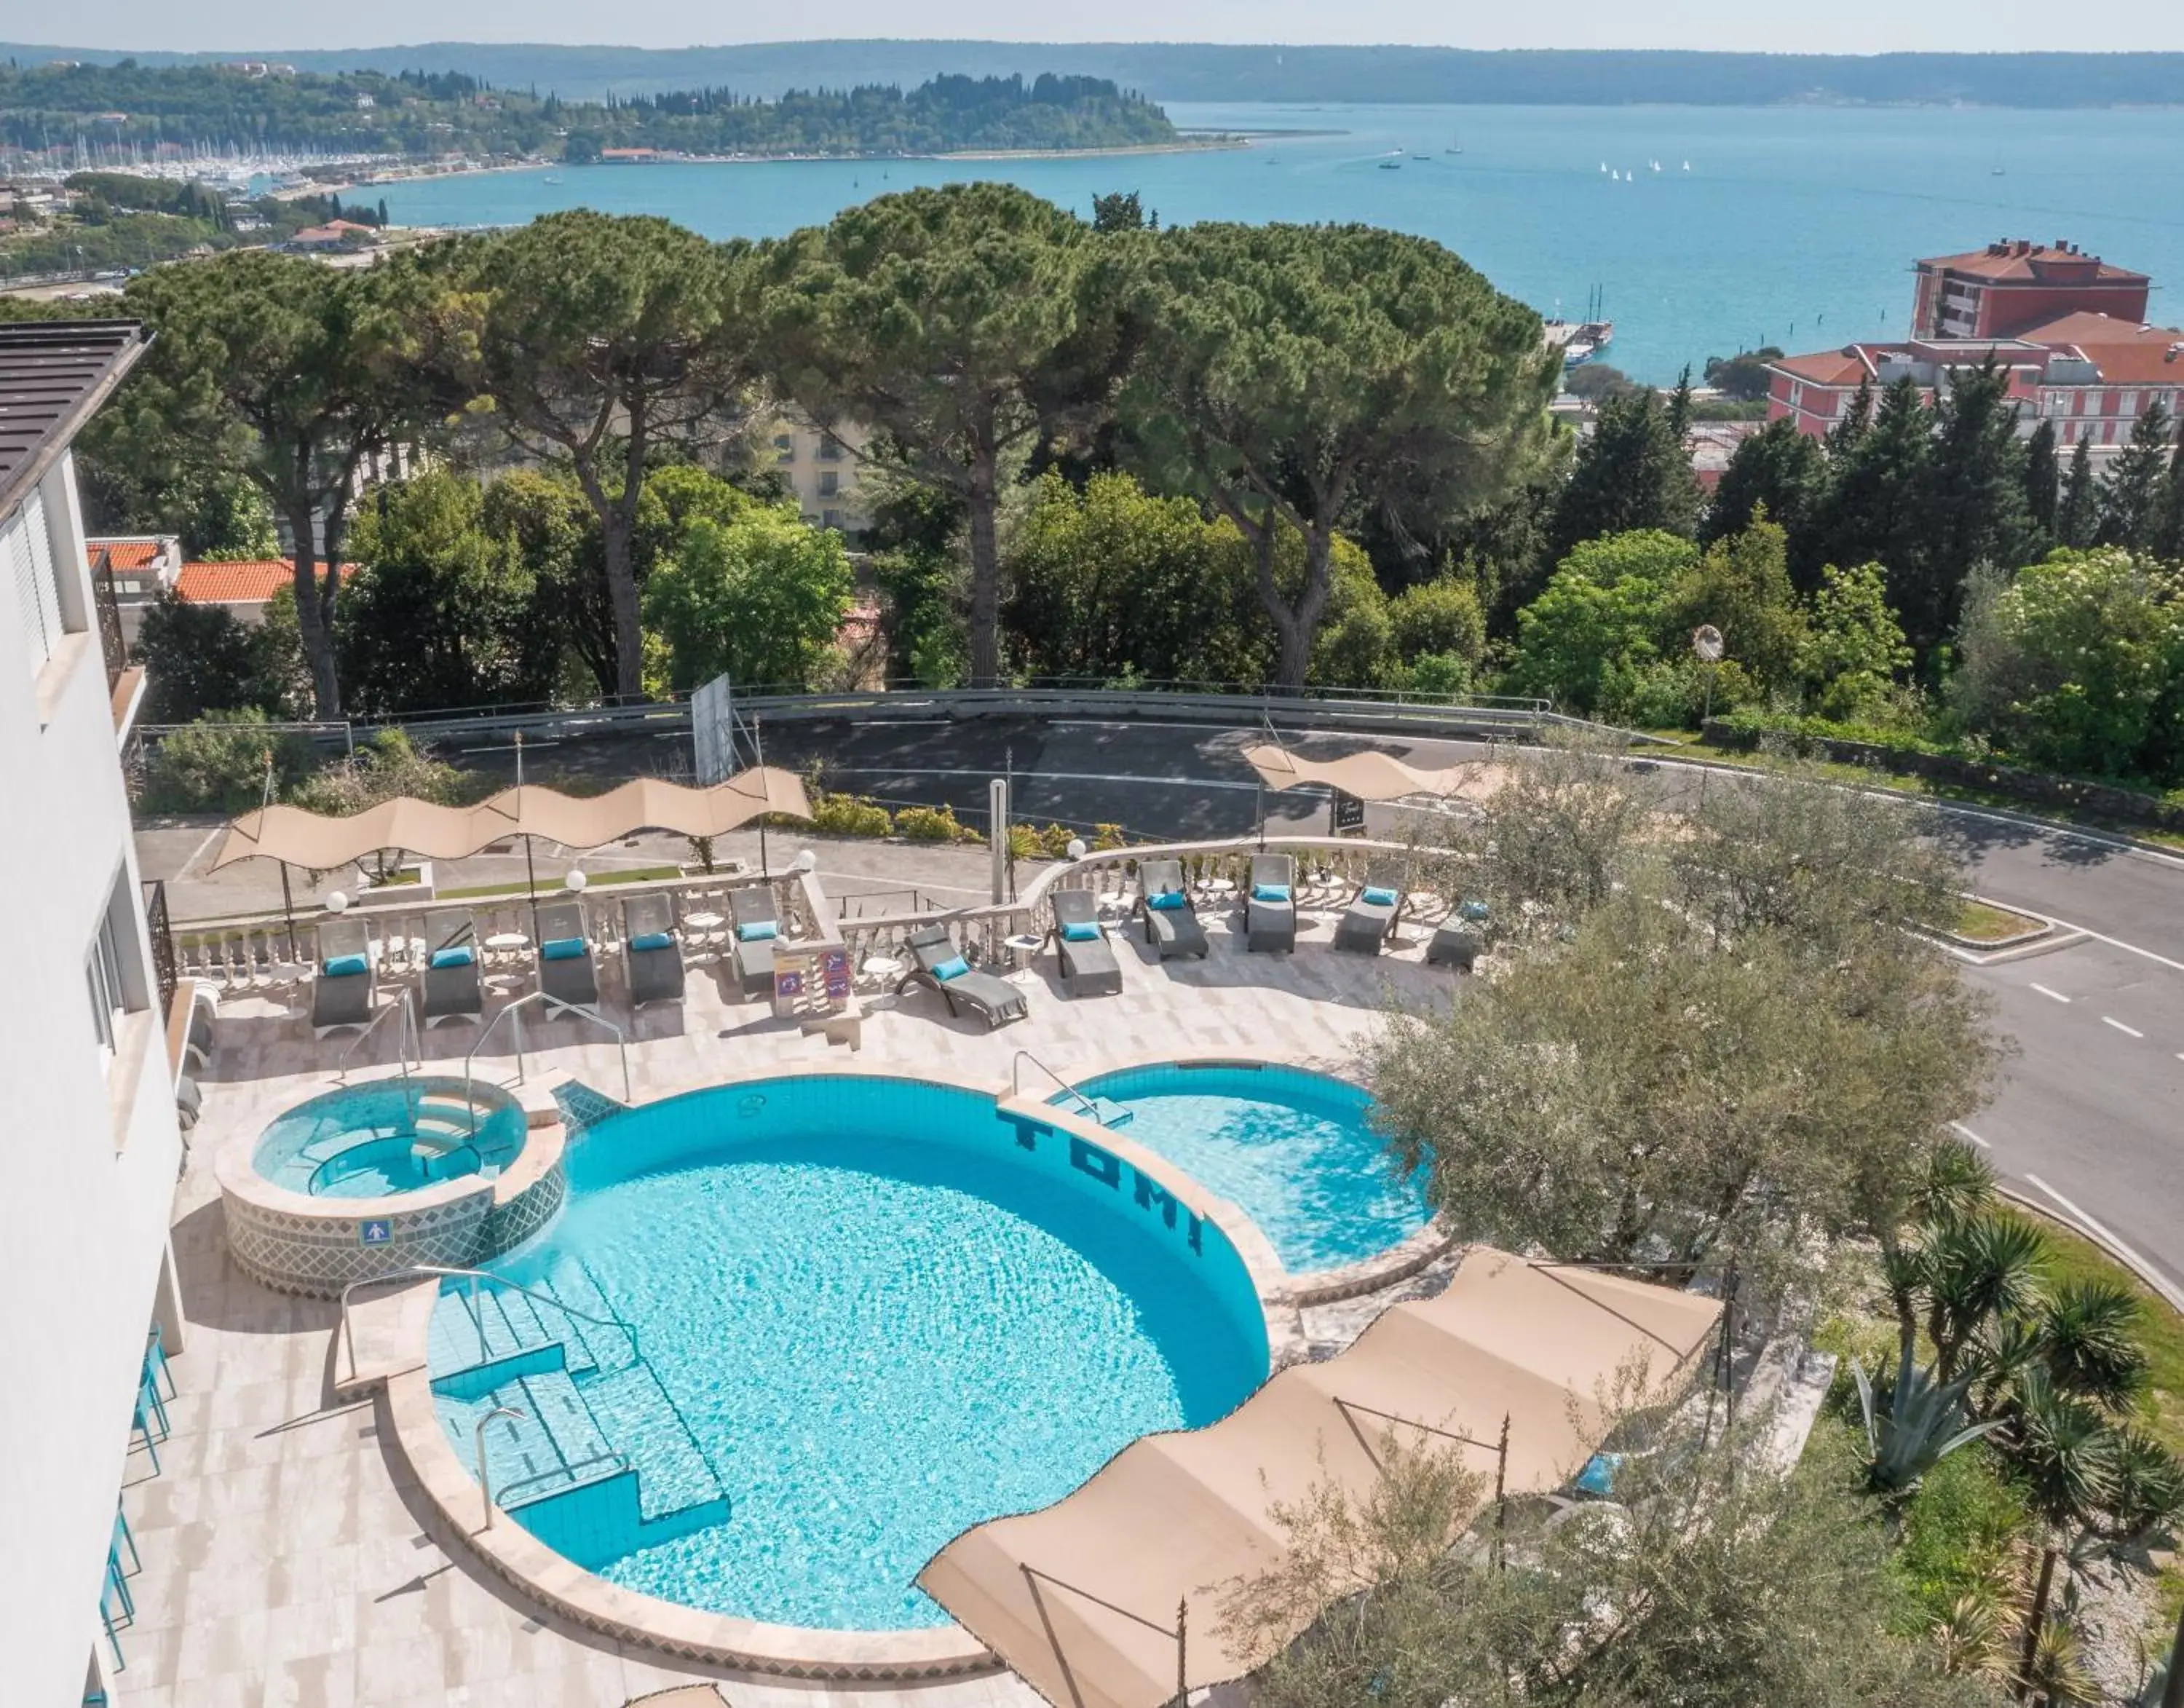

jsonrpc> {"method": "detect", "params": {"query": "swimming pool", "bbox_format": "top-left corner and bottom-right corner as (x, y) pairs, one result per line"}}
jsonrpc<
(428, 1074), (1269, 1631)
(1064, 1062), (1428, 1275)
(253, 1076), (526, 1197)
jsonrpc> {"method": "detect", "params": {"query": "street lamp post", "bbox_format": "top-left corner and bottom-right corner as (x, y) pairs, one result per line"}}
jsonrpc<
(1691, 625), (1725, 809)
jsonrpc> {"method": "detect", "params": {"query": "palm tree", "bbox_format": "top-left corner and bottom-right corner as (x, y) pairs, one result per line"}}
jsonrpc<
(1966, 1312), (2046, 1421)
(1925, 1216), (2050, 1381)
(2098, 1426), (2184, 1549)
(2039, 1278), (2150, 1411)
(1915, 1135), (1998, 1229)
(2013, 1373), (2117, 1533)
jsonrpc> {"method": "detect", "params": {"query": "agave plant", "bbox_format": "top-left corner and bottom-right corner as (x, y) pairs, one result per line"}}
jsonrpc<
(1851, 1356), (2002, 1505)
(2039, 1278), (2150, 1411)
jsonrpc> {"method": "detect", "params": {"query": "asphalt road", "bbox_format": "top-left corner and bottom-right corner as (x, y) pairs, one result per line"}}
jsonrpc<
(738, 712), (2184, 1299)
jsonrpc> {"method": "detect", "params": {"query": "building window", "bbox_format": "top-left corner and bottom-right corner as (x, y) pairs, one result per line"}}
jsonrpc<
(817, 470), (840, 498)
(6, 489), (73, 676)
(817, 435), (844, 462)
(2121, 391), (2140, 418)
(774, 434), (796, 464)
(1789, 381), (1804, 411)
(83, 871), (149, 1062)
(822, 508), (842, 530)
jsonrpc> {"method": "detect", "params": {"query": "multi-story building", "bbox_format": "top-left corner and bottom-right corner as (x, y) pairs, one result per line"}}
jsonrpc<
(1912, 240), (2150, 341)
(767, 414), (870, 538)
(83, 534), (182, 647)
(1769, 241), (2183, 459)
(0, 320), (191, 1708)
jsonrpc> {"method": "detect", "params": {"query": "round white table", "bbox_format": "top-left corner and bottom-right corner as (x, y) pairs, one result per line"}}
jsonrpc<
(860, 955), (904, 982)
(1003, 933), (1045, 974)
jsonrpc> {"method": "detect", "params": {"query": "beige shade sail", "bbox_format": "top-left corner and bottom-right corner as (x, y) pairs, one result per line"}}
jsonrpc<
(918, 1249), (1720, 1708)
(209, 766), (812, 872)
(1241, 743), (1484, 804)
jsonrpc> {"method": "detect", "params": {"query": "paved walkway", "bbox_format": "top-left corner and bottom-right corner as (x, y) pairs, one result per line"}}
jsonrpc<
(118, 922), (1453, 1708)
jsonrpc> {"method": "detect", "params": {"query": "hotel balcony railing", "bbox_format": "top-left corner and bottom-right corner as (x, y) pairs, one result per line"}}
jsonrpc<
(142, 879), (178, 1019)
(93, 550), (128, 693)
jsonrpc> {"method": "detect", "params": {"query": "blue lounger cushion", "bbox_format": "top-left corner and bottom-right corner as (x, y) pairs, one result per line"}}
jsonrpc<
(933, 954), (970, 981)
(1362, 885), (1400, 908)
(630, 931), (673, 952)
(1061, 921), (1101, 943)
(428, 945), (474, 970)
(1252, 883), (1291, 903)
(323, 953), (368, 978)
(541, 937), (587, 962)
(736, 920), (779, 943)
(1147, 890), (1186, 911)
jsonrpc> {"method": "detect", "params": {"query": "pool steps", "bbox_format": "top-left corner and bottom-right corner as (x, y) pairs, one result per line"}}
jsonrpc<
(428, 1274), (729, 1571)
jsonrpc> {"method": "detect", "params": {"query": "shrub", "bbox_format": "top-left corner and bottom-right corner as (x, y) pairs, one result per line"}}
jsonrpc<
(895, 803), (978, 843)
(287, 727), (464, 816)
(138, 709), (320, 814)
(1388, 577), (1487, 665)
(1401, 650), (1472, 700)
(809, 791), (894, 838)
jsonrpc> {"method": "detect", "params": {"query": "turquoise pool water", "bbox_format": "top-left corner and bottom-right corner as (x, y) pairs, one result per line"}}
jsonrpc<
(253, 1077), (525, 1197)
(436, 1075), (1269, 1629)
(1067, 1063), (1428, 1275)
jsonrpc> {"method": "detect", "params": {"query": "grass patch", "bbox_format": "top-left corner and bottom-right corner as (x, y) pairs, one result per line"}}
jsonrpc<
(1955, 900), (2043, 944)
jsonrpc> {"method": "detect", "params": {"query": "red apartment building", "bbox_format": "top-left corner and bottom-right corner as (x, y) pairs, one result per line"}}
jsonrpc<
(1768, 240), (2183, 459)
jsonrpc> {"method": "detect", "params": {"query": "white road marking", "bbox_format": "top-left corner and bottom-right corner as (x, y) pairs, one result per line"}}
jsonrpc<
(2102, 1016), (2145, 1038)
(1948, 1121), (1990, 1149)
(2022, 1175), (2184, 1313)
(2068, 925), (2184, 976)
(2030, 983), (2071, 1003)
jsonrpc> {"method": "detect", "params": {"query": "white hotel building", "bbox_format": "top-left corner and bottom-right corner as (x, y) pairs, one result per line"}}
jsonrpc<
(0, 320), (191, 1707)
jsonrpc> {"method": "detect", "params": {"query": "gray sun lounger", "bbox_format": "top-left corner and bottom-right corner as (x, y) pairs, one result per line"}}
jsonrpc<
(729, 885), (783, 1000)
(1136, 859), (1208, 960)
(622, 893), (686, 1008)
(1245, 853), (1297, 954)
(900, 923), (1028, 1029)
(1426, 920), (1481, 971)
(534, 901), (599, 1013)
(417, 909), (483, 1026)
(309, 917), (377, 1036)
(1048, 888), (1122, 997)
(1335, 862), (1406, 955)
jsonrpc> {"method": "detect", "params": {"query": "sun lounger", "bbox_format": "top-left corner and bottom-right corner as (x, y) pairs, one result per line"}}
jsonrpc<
(534, 901), (599, 1013)
(309, 917), (376, 1036)
(729, 885), (783, 1000)
(899, 923), (1027, 1029)
(1335, 862), (1406, 955)
(1048, 887), (1122, 997)
(417, 909), (483, 1026)
(1136, 859), (1208, 960)
(622, 893), (685, 1008)
(1245, 853), (1297, 954)
(1426, 920), (1480, 971)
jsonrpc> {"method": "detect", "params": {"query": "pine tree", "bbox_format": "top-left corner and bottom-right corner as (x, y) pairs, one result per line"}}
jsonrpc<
(1826, 373), (1875, 459)
(1810, 376), (1931, 641)
(1667, 365), (1695, 441)
(1701, 416), (1826, 584)
(2095, 400), (2175, 550)
(2022, 416), (2060, 547)
(1912, 357), (2030, 653)
(2057, 435), (2097, 548)
(1549, 388), (1701, 557)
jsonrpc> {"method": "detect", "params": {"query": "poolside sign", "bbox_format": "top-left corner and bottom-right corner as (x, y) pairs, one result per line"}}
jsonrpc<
(1331, 789), (1367, 834)
(358, 1218), (392, 1247)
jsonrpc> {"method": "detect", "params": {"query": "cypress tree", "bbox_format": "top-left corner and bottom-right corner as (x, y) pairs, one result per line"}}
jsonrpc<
(1913, 357), (2030, 651)
(1701, 416), (1826, 584)
(2057, 435), (2097, 548)
(1549, 388), (1701, 558)
(2095, 400), (2175, 550)
(1810, 376), (1931, 638)
(2155, 437), (2184, 562)
(2022, 416), (2060, 545)
(1826, 373), (1874, 459)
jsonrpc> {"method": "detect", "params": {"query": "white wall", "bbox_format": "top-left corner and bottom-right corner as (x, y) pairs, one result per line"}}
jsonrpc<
(0, 450), (185, 1708)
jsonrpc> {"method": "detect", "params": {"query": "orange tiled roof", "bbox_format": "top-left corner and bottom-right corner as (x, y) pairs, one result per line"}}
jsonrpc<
(1918, 243), (2145, 285)
(86, 537), (161, 569)
(1770, 349), (1872, 387)
(176, 559), (296, 604)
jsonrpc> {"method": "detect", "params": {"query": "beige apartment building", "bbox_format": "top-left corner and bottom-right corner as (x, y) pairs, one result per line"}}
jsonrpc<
(767, 414), (871, 538)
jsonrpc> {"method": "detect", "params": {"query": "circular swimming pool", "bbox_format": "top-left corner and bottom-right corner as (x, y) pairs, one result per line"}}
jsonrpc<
(253, 1076), (526, 1198)
(430, 1074), (1269, 1631)
(1066, 1062), (1429, 1275)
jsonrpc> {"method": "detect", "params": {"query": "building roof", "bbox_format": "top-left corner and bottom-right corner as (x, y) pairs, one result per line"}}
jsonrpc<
(1770, 349), (1872, 387)
(1918, 240), (2146, 286)
(86, 536), (165, 569)
(176, 559), (298, 604)
(0, 318), (148, 522)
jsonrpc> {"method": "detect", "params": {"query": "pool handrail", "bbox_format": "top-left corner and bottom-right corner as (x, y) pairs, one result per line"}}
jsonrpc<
(339, 1262), (641, 1387)
(1011, 1049), (1102, 1123)
(462, 989), (630, 1130)
(336, 986), (419, 1089)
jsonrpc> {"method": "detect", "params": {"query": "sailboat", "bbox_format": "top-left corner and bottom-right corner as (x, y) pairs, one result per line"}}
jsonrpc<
(1447, 137), (1463, 154)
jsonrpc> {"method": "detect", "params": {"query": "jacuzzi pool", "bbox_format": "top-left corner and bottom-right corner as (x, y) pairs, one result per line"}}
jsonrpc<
(253, 1077), (526, 1198)
(1064, 1061), (1429, 1275)
(427, 1074), (1270, 1630)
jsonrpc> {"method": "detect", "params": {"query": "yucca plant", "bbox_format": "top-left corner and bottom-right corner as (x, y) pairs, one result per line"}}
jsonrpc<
(1852, 1356), (2003, 1507)
(1914, 1136), (1998, 1230)
(1966, 1311), (2046, 1421)
(1931, 1591), (2012, 1680)
(2017, 1614), (2099, 1707)
(2012, 1372), (2118, 1533)
(2099, 1426), (2184, 1548)
(2039, 1278), (2150, 1411)
(1923, 1216), (2051, 1381)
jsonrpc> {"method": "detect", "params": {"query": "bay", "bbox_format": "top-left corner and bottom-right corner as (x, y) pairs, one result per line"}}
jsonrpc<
(375, 102), (2184, 385)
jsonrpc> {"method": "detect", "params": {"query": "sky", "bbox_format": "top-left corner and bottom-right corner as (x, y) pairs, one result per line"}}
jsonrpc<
(22, 4), (2184, 56)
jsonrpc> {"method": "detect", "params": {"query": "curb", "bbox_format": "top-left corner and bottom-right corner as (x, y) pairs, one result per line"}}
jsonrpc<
(1996, 1184), (2184, 1319)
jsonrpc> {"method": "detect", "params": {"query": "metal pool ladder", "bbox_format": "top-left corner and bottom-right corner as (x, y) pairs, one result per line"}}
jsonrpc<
(1012, 1049), (1101, 1122)
(462, 989), (631, 1131)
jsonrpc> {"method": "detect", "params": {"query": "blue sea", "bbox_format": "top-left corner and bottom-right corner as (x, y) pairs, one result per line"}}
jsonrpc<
(376, 103), (2184, 384)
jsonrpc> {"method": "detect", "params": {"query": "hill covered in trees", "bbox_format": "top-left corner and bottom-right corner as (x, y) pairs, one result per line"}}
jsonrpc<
(6, 42), (2184, 108)
(0, 63), (1179, 162)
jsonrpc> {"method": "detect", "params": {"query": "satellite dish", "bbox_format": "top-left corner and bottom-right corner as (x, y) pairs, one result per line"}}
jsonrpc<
(1691, 625), (1725, 663)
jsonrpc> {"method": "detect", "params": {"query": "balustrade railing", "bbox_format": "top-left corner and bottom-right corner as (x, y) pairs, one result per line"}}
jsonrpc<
(141, 879), (178, 1017)
(92, 551), (127, 693)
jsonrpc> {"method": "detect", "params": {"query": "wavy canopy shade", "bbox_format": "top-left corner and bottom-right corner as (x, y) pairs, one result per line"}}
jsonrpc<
(209, 767), (812, 872)
(1241, 742), (1485, 803)
(919, 1250), (1720, 1708)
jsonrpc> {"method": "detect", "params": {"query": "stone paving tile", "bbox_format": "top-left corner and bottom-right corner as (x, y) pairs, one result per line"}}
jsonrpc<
(118, 929), (1456, 1707)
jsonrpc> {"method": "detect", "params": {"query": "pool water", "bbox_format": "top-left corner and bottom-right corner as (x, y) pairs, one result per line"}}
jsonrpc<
(1067, 1063), (1428, 1275)
(454, 1076), (1269, 1629)
(253, 1077), (525, 1197)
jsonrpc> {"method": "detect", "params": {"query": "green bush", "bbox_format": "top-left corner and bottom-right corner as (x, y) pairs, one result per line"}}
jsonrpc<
(1401, 651), (1473, 700)
(1890, 1445), (2031, 1627)
(895, 803), (978, 843)
(138, 709), (320, 814)
(810, 791), (894, 838)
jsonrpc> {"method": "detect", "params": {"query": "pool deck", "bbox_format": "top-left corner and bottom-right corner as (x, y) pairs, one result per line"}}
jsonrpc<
(122, 913), (1456, 1708)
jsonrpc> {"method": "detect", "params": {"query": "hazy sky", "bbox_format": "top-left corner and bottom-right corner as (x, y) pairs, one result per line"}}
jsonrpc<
(23, 3), (2184, 55)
